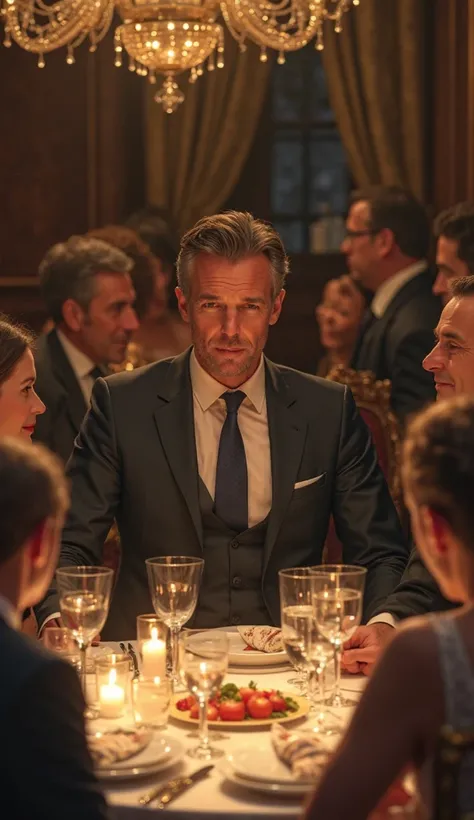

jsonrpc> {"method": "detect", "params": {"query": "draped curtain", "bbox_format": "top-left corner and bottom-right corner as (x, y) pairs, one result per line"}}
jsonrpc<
(322, 0), (426, 199)
(145, 33), (271, 234)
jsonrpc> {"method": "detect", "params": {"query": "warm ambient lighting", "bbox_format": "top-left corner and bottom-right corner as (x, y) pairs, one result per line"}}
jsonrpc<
(0, 0), (359, 113)
(99, 668), (126, 719)
(141, 626), (167, 678)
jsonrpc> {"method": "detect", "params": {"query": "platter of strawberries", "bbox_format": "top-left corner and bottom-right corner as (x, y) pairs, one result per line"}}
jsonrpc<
(170, 681), (309, 728)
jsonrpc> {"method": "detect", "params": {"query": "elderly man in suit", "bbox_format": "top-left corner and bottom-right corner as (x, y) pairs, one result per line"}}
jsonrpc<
(343, 275), (474, 676)
(0, 438), (108, 819)
(33, 236), (139, 462)
(37, 211), (408, 639)
(345, 186), (441, 422)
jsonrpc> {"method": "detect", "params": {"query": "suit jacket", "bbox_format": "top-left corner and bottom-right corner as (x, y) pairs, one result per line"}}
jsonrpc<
(33, 329), (88, 463)
(37, 349), (409, 638)
(351, 271), (441, 421)
(372, 547), (456, 621)
(0, 616), (108, 819)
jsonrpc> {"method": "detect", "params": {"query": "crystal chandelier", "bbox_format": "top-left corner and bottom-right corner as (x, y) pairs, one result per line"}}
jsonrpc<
(1, 0), (360, 113)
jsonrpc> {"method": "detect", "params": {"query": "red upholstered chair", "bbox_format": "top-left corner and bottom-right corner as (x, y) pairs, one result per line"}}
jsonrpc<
(323, 367), (404, 563)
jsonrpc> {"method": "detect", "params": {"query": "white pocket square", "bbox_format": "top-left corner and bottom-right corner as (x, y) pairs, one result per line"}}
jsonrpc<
(294, 474), (325, 490)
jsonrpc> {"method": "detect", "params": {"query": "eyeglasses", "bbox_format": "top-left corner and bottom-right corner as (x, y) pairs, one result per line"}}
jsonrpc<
(344, 228), (379, 240)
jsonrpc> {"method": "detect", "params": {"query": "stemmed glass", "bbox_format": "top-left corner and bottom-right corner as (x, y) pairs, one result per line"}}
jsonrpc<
(146, 556), (204, 690)
(279, 567), (340, 735)
(179, 630), (229, 760)
(56, 566), (114, 716)
(310, 564), (367, 708)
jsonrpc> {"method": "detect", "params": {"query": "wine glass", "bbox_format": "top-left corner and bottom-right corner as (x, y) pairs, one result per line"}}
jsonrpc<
(310, 564), (367, 708)
(279, 567), (314, 692)
(145, 556), (204, 690)
(179, 630), (229, 760)
(279, 567), (340, 734)
(56, 566), (114, 716)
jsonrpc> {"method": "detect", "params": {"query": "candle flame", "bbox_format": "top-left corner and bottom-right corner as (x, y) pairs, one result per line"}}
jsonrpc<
(108, 668), (117, 685)
(151, 626), (158, 641)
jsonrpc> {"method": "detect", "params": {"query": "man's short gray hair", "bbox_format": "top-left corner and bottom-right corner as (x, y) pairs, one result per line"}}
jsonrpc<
(176, 211), (289, 299)
(39, 235), (133, 325)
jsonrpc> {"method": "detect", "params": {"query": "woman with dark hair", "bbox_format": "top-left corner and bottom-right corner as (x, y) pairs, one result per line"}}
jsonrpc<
(305, 395), (474, 820)
(0, 316), (45, 439)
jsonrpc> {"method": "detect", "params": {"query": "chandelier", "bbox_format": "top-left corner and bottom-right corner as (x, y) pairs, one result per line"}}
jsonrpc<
(1, 0), (360, 113)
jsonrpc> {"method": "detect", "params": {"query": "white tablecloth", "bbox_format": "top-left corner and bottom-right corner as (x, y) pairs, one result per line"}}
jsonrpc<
(98, 642), (367, 819)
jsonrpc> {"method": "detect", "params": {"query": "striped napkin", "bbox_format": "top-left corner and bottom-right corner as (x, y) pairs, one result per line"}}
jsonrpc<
(271, 723), (331, 782)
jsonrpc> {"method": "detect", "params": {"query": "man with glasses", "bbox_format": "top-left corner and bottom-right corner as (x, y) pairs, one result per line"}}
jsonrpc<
(343, 187), (441, 421)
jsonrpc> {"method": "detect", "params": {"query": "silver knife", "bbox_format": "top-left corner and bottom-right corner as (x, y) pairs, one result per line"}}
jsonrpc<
(139, 764), (214, 807)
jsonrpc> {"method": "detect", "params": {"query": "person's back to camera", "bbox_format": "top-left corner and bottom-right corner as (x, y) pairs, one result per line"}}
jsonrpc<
(0, 437), (108, 819)
(305, 394), (474, 820)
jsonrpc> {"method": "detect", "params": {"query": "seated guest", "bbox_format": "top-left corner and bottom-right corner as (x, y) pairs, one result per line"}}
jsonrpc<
(37, 211), (408, 639)
(305, 395), (474, 820)
(433, 201), (474, 304)
(0, 316), (46, 635)
(125, 206), (192, 359)
(343, 275), (474, 675)
(0, 316), (45, 440)
(0, 437), (108, 819)
(315, 275), (369, 377)
(33, 236), (139, 462)
(344, 186), (441, 421)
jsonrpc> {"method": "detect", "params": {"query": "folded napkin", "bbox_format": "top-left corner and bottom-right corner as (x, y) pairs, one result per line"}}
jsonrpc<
(88, 728), (151, 768)
(271, 723), (330, 782)
(237, 625), (283, 653)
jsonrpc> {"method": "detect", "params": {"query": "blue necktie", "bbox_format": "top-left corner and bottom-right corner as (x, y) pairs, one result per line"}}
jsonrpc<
(214, 391), (248, 533)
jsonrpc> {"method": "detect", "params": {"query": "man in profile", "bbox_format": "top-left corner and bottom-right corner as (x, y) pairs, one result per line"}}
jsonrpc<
(344, 186), (441, 421)
(0, 438), (108, 818)
(343, 276), (474, 676)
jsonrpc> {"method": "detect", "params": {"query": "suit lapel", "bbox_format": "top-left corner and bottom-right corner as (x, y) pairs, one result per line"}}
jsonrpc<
(263, 360), (307, 573)
(47, 330), (87, 433)
(153, 350), (203, 548)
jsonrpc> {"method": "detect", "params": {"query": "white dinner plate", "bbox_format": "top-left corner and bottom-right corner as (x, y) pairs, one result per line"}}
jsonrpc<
(95, 734), (184, 780)
(230, 745), (307, 785)
(218, 755), (312, 797)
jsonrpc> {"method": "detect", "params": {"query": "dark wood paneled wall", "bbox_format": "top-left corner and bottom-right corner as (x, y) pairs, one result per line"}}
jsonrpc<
(0, 25), (145, 328)
(430, 0), (474, 212)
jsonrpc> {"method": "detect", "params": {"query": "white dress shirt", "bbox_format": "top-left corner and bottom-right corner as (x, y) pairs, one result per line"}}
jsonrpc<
(371, 260), (428, 318)
(56, 329), (97, 404)
(0, 593), (20, 630)
(190, 350), (272, 528)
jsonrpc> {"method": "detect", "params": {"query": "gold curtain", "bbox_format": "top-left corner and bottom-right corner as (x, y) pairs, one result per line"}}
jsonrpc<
(322, 0), (426, 199)
(145, 34), (271, 234)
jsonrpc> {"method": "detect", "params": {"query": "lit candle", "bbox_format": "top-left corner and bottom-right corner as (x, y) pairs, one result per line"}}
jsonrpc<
(99, 668), (125, 718)
(142, 627), (167, 678)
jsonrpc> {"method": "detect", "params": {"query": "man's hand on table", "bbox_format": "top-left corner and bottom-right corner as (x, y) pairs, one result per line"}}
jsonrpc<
(341, 623), (395, 676)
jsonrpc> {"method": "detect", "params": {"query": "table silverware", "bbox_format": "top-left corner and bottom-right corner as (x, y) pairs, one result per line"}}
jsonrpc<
(119, 642), (140, 679)
(139, 764), (214, 807)
(127, 642), (140, 677)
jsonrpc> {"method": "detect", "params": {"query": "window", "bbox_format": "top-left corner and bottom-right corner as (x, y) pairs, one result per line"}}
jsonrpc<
(270, 49), (349, 253)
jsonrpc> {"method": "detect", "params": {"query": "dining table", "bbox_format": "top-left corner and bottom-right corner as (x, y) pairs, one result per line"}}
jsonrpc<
(93, 638), (369, 820)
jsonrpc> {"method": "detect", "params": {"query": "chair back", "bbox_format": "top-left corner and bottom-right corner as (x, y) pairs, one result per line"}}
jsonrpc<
(433, 725), (474, 820)
(323, 367), (404, 563)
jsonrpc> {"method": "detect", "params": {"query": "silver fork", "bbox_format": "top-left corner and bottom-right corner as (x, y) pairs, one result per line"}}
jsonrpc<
(119, 642), (140, 678)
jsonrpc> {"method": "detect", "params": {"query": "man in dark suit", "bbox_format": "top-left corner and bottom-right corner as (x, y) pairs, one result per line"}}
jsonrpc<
(344, 187), (441, 422)
(343, 275), (474, 675)
(0, 438), (108, 819)
(37, 212), (408, 639)
(34, 235), (139, 462)
(432, 201), (474, 304)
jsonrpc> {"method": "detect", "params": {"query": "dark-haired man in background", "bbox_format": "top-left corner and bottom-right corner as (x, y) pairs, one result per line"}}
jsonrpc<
(33, 236), (139, 462)
(344, 187), (441, 421)
(433, 201), (474, 304)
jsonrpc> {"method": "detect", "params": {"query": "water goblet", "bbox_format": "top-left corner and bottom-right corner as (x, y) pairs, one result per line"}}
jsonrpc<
(146, 556), (204, 691)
